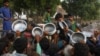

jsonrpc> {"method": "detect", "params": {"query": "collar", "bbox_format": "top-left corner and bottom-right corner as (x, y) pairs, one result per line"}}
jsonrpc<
(13, 52), (27, 56)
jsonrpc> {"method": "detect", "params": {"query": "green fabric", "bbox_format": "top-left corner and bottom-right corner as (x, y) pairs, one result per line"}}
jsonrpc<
(36, 43), (42, 55)
(71, 21), (77, 32)
(43, 12), (51, 23)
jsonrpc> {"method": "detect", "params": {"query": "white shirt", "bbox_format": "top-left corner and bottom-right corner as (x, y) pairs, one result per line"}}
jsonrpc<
(12, 51), (27, 56)
(64, 44), (73, 56)
(1, 53), (12, 56)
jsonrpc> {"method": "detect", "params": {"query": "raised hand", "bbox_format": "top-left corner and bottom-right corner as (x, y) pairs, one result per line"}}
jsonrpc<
(35, 35), (41, 43)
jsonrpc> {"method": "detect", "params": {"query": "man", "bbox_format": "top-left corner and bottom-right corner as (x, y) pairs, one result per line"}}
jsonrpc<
(0, 37), (12, 56)
(0, 0), (12, 34)
(0, 42), (11, 56)
(55, 13), (70, 44)
(73, 43), (90, 56)
(12, 37), (28, 56)
(66, 14), (81, 32)
(86, 30), (100, 56)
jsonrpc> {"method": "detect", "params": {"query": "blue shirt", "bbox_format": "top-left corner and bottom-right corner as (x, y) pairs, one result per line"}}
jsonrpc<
(0, 6), (12, 30)
(0, 6), (12, 19)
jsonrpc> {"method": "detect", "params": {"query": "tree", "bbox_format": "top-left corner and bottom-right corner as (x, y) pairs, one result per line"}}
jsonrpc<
(0, 0), (3, 7)
(61, 0), (100, 20)
(11, 0), (60, 16)
(0, 0), (61, 22)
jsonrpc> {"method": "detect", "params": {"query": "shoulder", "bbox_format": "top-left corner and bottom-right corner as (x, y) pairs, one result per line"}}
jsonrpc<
(0, 7), (6, 12)
(0, 7), (3, 10)
(0, 7), (3, 8)
(0, 7), (5, 10)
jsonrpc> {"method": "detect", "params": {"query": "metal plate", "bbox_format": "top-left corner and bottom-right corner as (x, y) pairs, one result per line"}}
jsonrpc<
(12, 20), (27, 32)
(44, 23), (56, 35)
(32, 27), (43, 37)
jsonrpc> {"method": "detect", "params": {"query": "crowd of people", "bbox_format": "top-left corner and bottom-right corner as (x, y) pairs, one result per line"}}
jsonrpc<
(0, 0), (100, 56)
(0, 12), (100, 56)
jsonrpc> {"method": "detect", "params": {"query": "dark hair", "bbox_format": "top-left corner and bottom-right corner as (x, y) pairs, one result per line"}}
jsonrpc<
(0, 37), (9, 48)
(3, 0), (9, 3)
(45, 6), (51, 12)
(74, 43), (89, 56)
(46, 6), (50, 10)
(5, 32), (15, 42)
(48, 43), (59, 56)
(13, 37), (28, 53)
(40, 37), (50, 51)
(28, 22), (36, 27)
(0, 42), (8, 55)
(67, 13), (73, 17)
(55, 13), (63, 20)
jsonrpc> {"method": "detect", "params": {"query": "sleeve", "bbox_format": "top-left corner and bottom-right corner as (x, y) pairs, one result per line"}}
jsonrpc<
(43, 12), (48, 23)
(76, 22), (81, 31)
(0, 8), (5, 18)
(65, 20), (71, 28)
(42, 12), (46, 22)
(36, 43), (42, 55)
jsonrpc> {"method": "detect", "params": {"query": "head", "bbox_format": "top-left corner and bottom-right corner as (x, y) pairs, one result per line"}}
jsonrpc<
(73, 43), (89, 56)
(48, 43), (59, 56)
(89, 36), (97, 43)
(0, 42), (9, 55)
(67, 13), (74, 21)
(3, 0), (9, 7)
(55, 13), (63, 21)
(40, 37), (50, 51)
(27, 24), (33, 31)
(0, 38), (9, 55)
(46, 7), (51, 12)
(5, 32), (15, 42)
(93, 30), (99, 37)
(16, 30), (21, 37)
(64, 45), (73, 56)
(27, 22), (35, 31)
(13, 37), (28, 53)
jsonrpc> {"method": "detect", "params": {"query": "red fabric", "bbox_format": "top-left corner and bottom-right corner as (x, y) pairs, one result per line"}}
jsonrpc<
(24, 32), (32, 38)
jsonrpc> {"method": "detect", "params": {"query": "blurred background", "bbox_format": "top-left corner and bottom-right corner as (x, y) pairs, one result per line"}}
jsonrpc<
(0, 0), (100, 24)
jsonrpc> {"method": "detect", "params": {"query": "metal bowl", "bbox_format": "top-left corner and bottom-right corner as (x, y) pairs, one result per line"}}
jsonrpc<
(43, 23), (56, 35)
(32, 27), (43, 37)
(70, 32), (86, 44)
(12, 20), (27, 32)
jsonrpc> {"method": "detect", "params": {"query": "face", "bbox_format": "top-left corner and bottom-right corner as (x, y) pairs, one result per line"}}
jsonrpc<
(69, 16), (74, 21)
(27, 24), (33, 30)
(4, 47), (9, 53)
(94, 30), (99, 37)
(16, 30), (21, 37)
(91, 36), (97, 41)
(57, 18), (64, 22)
(47, 9), (51, 12)
(4, 2), (9, 7)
